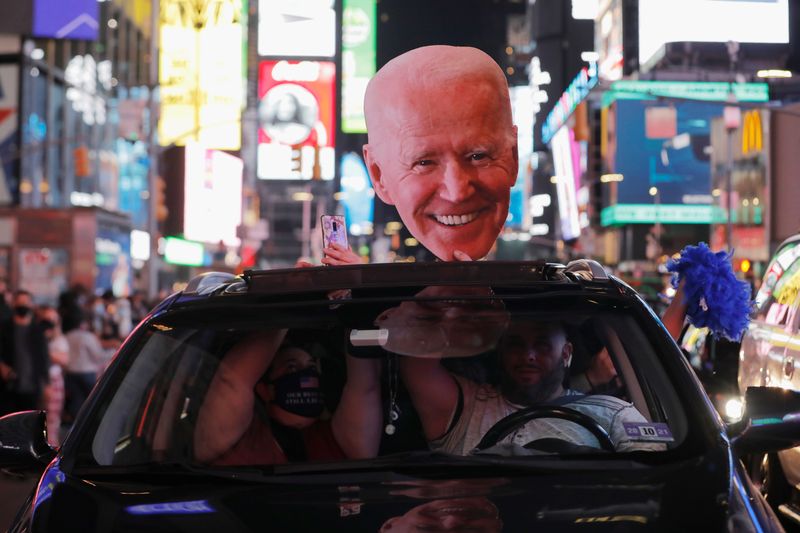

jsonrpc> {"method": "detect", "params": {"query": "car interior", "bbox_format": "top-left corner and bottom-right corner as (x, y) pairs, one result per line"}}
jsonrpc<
(82, 291), (689, 468)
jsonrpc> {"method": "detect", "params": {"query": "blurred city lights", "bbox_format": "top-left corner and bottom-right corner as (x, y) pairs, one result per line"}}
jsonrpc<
(757, 69), (792, 78)
(291, 192), (314, 202)
(724, 398), (744, 422)
(580, 51), (599, 62)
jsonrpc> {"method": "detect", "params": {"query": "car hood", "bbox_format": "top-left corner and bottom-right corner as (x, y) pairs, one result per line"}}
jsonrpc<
(23, 454), (737, 532)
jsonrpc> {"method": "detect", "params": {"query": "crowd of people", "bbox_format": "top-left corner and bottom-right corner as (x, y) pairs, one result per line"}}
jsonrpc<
(0, 281), (154, 445)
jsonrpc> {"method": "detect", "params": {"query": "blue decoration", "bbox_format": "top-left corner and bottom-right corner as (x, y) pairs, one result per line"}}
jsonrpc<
(666, 242), (752, 341)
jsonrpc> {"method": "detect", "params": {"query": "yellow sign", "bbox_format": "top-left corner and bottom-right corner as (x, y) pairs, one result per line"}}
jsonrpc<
(741, 110), (762, 155)
(158, 0), (243, 150)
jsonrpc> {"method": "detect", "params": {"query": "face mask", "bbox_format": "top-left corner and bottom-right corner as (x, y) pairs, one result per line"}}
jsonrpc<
(39, 319), (56, 331)
(13, 305), (31, 318)
(268, 366), (324, 418)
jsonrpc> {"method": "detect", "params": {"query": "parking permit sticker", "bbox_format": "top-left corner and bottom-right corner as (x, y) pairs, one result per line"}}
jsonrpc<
(623, 422), (674, 442)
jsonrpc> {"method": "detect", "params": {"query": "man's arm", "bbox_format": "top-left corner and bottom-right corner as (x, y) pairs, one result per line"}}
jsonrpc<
(331, 354), (382, 458)
(399, 357), (460, 441)
(194, 329), (286, 462)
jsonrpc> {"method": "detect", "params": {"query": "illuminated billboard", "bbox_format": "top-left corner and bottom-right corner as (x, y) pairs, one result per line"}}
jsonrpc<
(184, 144), (243, 246)
(164, 237), (205, 267)
(609, 100), (723, 219)
(258, 0), (335, 57)
(595, 0), (624, 81)
(341, 0), (376, 133)
(257, 60), (336, 180)
(33, 0), (99, 40)
(507, 86), (533, 230)
(709, 109), (770, 260)
(638, 0), (789, 67)
(158, 0), (244, 150)
(339, 152), (374, 236)
(551, 127), (581, 241)
(542, 63), (597, 145)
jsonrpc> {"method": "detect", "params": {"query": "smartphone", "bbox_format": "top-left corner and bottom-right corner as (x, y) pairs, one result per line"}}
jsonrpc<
(321, 215), (349, 250)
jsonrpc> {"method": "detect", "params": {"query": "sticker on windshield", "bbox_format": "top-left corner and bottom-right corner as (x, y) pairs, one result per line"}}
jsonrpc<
(623, 422), (674, 442)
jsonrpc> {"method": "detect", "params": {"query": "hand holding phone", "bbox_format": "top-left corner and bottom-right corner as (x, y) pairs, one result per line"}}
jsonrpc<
(321, 215), (349, 250)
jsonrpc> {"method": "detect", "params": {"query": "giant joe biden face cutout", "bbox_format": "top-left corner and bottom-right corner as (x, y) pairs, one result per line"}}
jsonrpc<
(363, 45), (519, 261)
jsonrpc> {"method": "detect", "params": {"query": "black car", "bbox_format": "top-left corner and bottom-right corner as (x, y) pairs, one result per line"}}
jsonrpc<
(2, 260), (797, 532)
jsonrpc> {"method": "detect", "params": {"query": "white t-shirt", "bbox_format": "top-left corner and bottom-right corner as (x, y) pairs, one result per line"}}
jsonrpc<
(432, 375), (664, 455)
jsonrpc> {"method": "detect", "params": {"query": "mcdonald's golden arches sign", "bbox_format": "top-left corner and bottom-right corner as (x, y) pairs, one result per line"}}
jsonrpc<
(742, 110), (762, 155)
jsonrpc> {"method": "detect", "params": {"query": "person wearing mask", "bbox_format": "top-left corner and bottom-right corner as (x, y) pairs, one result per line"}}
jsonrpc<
(0, 290), (50, 415)
(63, 312), (110, 422)
(194, 329), (382, 465)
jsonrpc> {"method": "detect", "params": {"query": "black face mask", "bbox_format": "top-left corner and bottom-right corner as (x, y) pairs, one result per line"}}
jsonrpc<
(13, 305), (31, 318)
(268, 366), (324, 418)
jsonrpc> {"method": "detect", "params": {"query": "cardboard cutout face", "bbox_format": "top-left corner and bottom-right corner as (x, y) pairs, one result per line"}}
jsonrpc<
(363, 46), (518, 261)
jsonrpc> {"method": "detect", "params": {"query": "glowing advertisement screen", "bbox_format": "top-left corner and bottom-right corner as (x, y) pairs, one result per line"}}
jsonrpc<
(95, 226), (132, 297)
(638, 0), (789, 66)
(158, 0), (244, 150)
(258, 0), (335, 57)
(551, 127), (581, 241)
(116, 138), (150, 229)
(257, 60), (336, 180)
(341, 0), (376, 133)
(184, 144), (243, 245)
(0, 64), (18, 205)
(507, 86), (533, 230)
(339, 152), (374, 235)
(33, 0), (99, 40)
(611, 99), (717, 206)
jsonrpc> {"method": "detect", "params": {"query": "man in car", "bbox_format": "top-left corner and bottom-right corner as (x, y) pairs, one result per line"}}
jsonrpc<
(323, 45), (518, 264)
(400, 319), (661, 455)
(194, 330), (382, 464)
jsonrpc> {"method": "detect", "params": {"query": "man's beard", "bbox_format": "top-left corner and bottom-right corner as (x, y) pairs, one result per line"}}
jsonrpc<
(500, 363), (566, 406)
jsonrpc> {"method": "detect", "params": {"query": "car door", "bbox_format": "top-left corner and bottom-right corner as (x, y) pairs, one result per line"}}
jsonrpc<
(742, 241), (800, 392)
(776, 289), (800, 490)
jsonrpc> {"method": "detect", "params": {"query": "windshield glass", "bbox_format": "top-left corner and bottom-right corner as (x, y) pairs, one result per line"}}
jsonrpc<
(74, 287), (688, 468)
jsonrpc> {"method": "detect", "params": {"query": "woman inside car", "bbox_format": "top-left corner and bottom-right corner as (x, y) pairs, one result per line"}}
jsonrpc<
(193, 329), (382, 465)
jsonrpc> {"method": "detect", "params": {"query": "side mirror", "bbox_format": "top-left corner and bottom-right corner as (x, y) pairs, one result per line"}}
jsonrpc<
(731, 387), (800, 455)
(0, 410), (56, 472)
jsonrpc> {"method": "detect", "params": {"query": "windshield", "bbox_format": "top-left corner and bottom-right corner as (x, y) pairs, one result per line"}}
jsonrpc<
(74, 287), (688, 469)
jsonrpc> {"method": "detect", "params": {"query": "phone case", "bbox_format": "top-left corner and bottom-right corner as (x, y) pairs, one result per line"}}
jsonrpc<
(321, 215), (348, 249)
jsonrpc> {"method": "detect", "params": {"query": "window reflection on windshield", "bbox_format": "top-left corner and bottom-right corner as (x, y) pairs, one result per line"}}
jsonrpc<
(81, 287), (682, 469)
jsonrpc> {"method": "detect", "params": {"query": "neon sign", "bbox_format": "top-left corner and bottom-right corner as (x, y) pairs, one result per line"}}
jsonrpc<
(542, 63), (598, 144)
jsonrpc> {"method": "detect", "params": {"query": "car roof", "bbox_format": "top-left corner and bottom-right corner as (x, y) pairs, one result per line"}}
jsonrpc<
(165, 259), (629, 305)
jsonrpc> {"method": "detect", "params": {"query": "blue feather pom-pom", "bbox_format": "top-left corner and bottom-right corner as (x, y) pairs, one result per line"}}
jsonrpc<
(666, 242), (752, 341)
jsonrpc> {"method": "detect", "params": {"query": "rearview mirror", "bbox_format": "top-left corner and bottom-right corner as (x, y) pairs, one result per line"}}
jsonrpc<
(0, 410), (56, 472)
(731, 387), (800, 455)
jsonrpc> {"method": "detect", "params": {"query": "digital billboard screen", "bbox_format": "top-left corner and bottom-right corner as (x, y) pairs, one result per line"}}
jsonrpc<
(507, 86), (533, 230)
(258, 0), (335, 57)
(33, 0), (99, 40)
(257, 60), (336, 179)
(341, 0), (376, 133)
(339, 152), (374, 236)
(184, 144), (243, 246)
(638, 0), (789, 66)
(158, 0), (244, 150)
(611, 99), (718, 206)
(551, 127), (581, 241)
